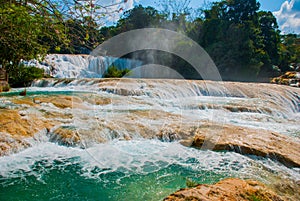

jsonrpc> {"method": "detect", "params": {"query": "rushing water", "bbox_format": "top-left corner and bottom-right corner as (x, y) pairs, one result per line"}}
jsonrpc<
(0, 140), (297, 201)
(24, 54), (143, 78)
(0, 78), (300, 200)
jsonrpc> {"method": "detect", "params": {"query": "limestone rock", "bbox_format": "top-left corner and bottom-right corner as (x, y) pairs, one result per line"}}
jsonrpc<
(33, 95), (85, 109)
(0, 109), (54, 156)
(164, 178), (285, 201)
(50, 126), (81, 147)
(190, 124), (300, 168)
(0, 109), (53, 137)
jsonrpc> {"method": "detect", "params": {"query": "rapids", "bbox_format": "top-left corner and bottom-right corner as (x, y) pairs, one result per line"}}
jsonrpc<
(30, 78), (300, 136)
(0, 78), (299, 200)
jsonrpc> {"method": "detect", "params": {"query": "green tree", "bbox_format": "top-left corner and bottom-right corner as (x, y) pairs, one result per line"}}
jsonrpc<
(158, 0), (192, 18)
(56, 19), (104, 54)
(199, 0), (279, 81)
(100, 5), (167, 39)
(0, 1), (66, 69)
(225, 0), (260, 23)
(279, 34), (300, 72)
(7, 64), (44, 87)
(118, 5), (166, 30)
(255, 11), (281, 77)
(52, 0), (129, 54)
(103, 66), (130, 78)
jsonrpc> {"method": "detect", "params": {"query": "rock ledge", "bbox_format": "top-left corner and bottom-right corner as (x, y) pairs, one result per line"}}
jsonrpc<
(164, 178), (285, 201)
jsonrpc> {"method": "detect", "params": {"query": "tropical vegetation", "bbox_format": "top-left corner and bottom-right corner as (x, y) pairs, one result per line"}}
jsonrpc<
(0, 0), (299, 84)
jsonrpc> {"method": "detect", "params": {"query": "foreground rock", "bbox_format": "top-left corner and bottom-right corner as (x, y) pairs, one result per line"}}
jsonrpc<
(187, 123), (300, 168)
(0, 109), (55, 156)
(164, 178), (285, 201)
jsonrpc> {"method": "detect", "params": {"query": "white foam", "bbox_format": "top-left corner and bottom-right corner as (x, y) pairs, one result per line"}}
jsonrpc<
(0, 140), (299, 182)
(2, 79), (300, 185)
(26, 54), (142, 78)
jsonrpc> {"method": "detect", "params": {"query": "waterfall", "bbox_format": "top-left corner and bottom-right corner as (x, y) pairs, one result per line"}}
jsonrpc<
(30, 78), (300, 118)
(26, 54), (142, 78)
(3, 77), (300, 200)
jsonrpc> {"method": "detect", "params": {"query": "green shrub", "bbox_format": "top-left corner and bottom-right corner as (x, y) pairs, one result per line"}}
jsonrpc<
(249, 195), (263, 201)
(186, 178), (199, 188)
(8, 64), (44, 87)
(103, 65), (130, 78)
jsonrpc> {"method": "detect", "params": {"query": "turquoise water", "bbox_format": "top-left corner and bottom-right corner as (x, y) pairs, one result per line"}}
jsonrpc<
(0, 160), (226, 201)
(1, 79), (299, 200)
(0, 139), (298, 201)
(0, 140), (251, 201)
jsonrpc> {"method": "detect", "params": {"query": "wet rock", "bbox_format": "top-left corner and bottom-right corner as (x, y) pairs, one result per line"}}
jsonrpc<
(0, 109), (55, 156)
(19, 89), (27, 96)
(81, 94), (111, 105)
(271, 179), (300, 201)
(0, 109), (53, 137)
(0, 132), (30, 156)
(190, 124), (300, 168)
(164, 178), (285, 201)
(33, 95), (85, 109)
(50, 126), (81, 147)
(12, 97), (36, 106)
(157, 129), (180, 142)
(1, 79), (299, 163)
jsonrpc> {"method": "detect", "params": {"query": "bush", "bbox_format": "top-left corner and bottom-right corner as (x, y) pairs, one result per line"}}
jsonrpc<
(186, 178), (199, 188)
(103, 65), (130, 78)
(8, 64), (44, 87)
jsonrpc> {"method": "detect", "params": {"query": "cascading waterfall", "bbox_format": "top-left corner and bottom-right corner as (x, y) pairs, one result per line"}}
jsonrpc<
(29, 78), (300, 142)
(30, 78), (300, 116)
(1, 77), (300, 200)
(25, 54), (143, 78)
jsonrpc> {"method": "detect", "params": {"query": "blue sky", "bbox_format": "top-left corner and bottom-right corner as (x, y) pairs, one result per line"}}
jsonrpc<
(123, 0), (300, 33)
(137, 0), (284, 11)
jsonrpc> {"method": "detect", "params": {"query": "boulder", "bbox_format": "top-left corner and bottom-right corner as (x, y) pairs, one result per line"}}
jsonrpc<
(164, 178), (285, 201)
(189, 123), (300, 168)
(50, 126), (81, 147)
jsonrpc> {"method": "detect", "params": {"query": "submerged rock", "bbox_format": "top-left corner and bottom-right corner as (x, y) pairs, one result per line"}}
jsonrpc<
(164, 178), (285, 201)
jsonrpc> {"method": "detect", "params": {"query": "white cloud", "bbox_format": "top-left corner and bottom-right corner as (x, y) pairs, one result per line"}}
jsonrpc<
(273, 0), (300, 33)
